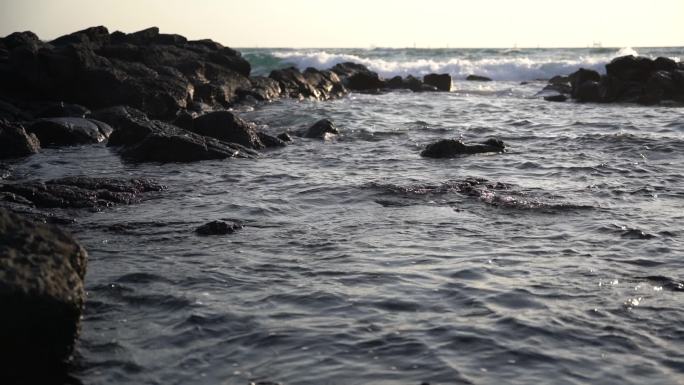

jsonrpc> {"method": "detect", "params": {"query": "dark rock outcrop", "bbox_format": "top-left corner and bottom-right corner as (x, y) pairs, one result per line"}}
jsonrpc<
(302, 119), (339, 139)
(106, 116), (258, 162)
(420, 138), (506, 158)
(257, 132), (287, 148)
(546, 55), (684, 105)
(331, 62), (384, 91)
(36, 102), (90, 118)
(190, 110), (263, 149)
(0, 120), (40, 159)
(0, 176), (165, 209)
(423, 73), (452, 91)
(277, 132), (293, 142)
(269, 67), (321, 100)
(466, 75), (492, 81)
(28, 117), (113, 146)
(195, 220), (242, 235)
(544, 94), (568, 102)
(0, 26), (255, 118)
(0, 208), (87, 371)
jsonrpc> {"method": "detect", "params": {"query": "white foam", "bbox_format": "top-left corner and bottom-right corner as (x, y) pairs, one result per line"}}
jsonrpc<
(270, 48), (664, 81)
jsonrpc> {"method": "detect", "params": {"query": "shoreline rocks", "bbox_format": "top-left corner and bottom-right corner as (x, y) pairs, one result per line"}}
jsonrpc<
(543, 55), (684, 105)
(0, 120), (41, 159)
(421, 138), (506, 158)
(0, 208), (87, 373)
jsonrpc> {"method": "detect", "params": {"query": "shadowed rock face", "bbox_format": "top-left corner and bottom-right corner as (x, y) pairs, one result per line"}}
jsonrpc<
(28, 117), (113, 146)
(0, 26), (252, 118)
(420, 138), (506, 158)
(423, 73), (452, 91)
(105, 113), (259, 162)
(545, 55), (684, 105)
(0, 208), (88, 373)
(190, 110), (264, 149)
(0, 120), (40, 159)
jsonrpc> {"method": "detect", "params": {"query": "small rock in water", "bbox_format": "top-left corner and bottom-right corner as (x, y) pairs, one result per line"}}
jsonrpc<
(421, 138), (506, 158)
(196, 220), (242, 235)
(302, 118), (339, 139)
(277, 132), (293, 142)
(466, 74), (492, 81)
(544, 94), (568, 102)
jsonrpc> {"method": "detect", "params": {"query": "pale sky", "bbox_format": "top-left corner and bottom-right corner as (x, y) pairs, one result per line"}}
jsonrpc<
(1, 0), (682, 48)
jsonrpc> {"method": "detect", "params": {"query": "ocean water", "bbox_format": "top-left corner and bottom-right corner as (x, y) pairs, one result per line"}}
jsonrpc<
(8, 47), (684, 385)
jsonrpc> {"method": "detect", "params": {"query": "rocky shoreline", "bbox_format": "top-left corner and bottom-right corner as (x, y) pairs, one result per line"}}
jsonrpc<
(1, 25), (682, 382)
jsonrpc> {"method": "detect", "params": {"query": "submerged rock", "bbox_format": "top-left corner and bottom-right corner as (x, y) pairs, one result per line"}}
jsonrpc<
(0, 176), (165, 209)
(0, 120), (40, 159)
(0, 208), (87, 371)
(196, 220), (242, 235)
(28, 117), (113, 146)
(420, 138), (505, 158)
(466, 74), (492, 81)
(302, 119), (339, 139)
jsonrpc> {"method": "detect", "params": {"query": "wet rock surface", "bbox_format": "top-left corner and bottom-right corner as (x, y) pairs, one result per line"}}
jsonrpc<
(301, 118), (340, 139)
(544, 55), (684, 104)
(190, 110), (264, 149)
(28, 117), (113, 146)
(0, 208), (87, 375)
(106, 116), (259, 162)
(196, 220), (243, 235)
(466, 74), (492, 81)
(421, 138), (506, 158)
(0, 176), (165, 209)
(0, 120), (40, 159)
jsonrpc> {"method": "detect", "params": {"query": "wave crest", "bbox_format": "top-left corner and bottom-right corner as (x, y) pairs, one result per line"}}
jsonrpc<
(258, 48), (652, 81)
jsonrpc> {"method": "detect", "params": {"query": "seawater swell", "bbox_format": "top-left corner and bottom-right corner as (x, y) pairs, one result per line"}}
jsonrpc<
(7, 47), (682, 385)
(243, 46), (681, 80)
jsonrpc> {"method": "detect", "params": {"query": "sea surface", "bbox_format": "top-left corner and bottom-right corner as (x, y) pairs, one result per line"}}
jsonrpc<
(9, 47), (684, 385)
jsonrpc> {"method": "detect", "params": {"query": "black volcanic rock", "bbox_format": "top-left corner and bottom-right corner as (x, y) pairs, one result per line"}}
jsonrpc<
(36, 102), (90, 118)
(0, 120), (40, 159)
(302, 119), (339, 139)
(421, 138), (505, 158)
(107, 118), (258, 162)
(331, 62), (384, 91)
(257, 132), (287, 148)
(423, 73), (452, 91)
(606, 55), (655, 82)
(0, 26), (256, 119)
(28, 117), (113, 146)
(0, 176), (165, 209)
(544, 94), (568, 102)
(191, 111), (263, 149)
(302, 67), (347, 100)
(196, 220), (242, 235)
(466, 75), (492, 81)
(574, 81), (603, 103)
(0, 208), (87, 372)
(269, 67), (321, 99)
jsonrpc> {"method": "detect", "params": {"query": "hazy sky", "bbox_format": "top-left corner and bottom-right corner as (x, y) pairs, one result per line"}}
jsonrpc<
(1, 0), (682, 48)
